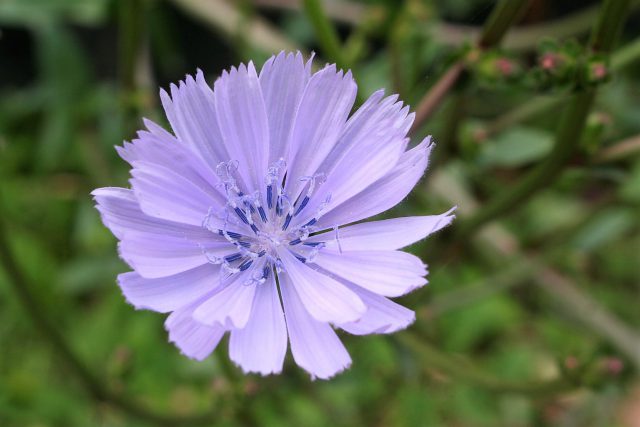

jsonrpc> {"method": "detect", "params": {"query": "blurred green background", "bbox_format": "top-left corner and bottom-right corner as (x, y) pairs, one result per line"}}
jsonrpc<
(1, 0), (639, 426)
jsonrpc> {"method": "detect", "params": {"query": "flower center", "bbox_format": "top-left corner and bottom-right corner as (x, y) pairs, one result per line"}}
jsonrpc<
(200, 159), (330, 284)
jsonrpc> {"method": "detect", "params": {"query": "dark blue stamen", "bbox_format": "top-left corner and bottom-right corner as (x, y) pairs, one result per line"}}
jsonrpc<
(294, 196), (310, 216)
(263, 266), (271, 279)
(238, 241), (251, 248)
(294, 254), (307, 263)
(289, 238), (301, 246)
(250, 223), (259, 234)
(257, 250), (266, 257)
(218, 230), (242, 239)
(239, 260), (253, 271)
(224, 253), (242, 263)
(267, 185), (273, 209)
(258, 206), (267, 222)
(282, 213), (293, 230)
(276, 197), (283, 216)
(303, 241), (323, 247)
(234, 207), (249, 225)
(304, 218), (317, 227)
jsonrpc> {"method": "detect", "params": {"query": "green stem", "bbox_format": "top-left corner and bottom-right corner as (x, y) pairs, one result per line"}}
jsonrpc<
(410, 0), (529, 134)
(118, 0), (144, 92)
(478, 0), (530, 48)
(302, 0), (347, 69)
(397, 333), (576, 396)
(457, 0), (631, 238)
(0, 192), (223, 426)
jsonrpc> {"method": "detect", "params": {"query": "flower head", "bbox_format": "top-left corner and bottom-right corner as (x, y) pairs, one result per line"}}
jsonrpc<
(93, 52), (454, 379)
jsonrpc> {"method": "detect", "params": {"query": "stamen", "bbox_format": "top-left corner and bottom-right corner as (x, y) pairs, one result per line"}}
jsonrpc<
(238, 259), (253, 271)
(294, 196), (310, 216)
(289, 238), (301, 246)
(266, 185), (273, 209)
(258, 206), (268, 222)
(262, 266), (271, 279)
(218, 229), (242, 240)
(294, 254), (307, 263)
(224, 252), (242, 263)
(282, 213), (293, 230)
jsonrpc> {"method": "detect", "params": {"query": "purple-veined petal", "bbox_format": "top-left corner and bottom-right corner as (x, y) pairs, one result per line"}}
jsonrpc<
(118, 233), (231, 278)
(214, 62), (270, 192)
(312, 250), (427, 297)
(338, 285), (415, 335)
(278, 248), (366, 324)
(285, 65), (357, 199)
(159, 70), (229, 166)
(92, 187), (216, 241)
(193, 269), (257, 329)
(279, 272), (351, 379)
(229, 273), (287, 375)
(130, 160), (228, 229)
(307, 209), (455, 251)
(165, 302), (226, 361)
(259, 51), (310, 164)
(317, 138), (433, 227)
(118, 264), (223, 313)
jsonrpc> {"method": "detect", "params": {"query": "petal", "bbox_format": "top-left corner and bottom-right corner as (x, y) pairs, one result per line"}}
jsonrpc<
(318, 138), (433, 227)
(118, 264), (222, 313)
(229, 273), (287, 375)
(312, 250), (427, 297)
(259, 52), (310, 163)
(193, 270), (257, 329)
(118, 233), (230, 278)
(92, 187), (215, 241)
(278, 248), (365, 324)
(297, 92), (414, 226)
(159, 70), (229, 166)
(279, 272), (351, 380)
(307, 209), (455, 251)
(285, 65), (357, 199)
(165, 302), (225, 361)
(214, 62), (270, 192)
(338, 286), (415, 335)
(130, 160), (226, 228)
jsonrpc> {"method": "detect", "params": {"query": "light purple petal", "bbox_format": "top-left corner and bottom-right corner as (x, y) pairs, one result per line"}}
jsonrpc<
(259, 52), (310, 164)
(193, 270), (257, 329)
(317, 138), (433, 227)
(165, 302), (225, 361)
(118, 264), (222, 313)
(312, 250), (427, 297)
(338, 285), (415, 335)
(308, 209), (455, 251)
(92, 187), (215, 241)
(279, 272), (351, 379)
(229, 273), (287, 375)
(130, 160), (226, 228)
(278, 248), (366, 324)
(285, 65), (357, 199)
(214, 62), (270, 192)
(159, 70), (229, 166)
(118, 233), (230, 278)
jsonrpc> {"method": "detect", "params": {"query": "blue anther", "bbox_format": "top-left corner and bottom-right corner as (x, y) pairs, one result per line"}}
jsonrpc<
(294, 254), (307, 263)
(218, 229), (243, 239)
(276, 197), (283, 216)
(258, 206), (267, 222)
(267, 185), (273, 209)
(257, 250), (266, 257)
(224, 253), (242, 263)
(262, 266), (271, 279)
(294, 196), (310, 216)
(238, 241), (251, 248)
(289, 238), (301, 246)
(234, 207), (249, 225)
(250, 223), (259, 234)
(303, 241), (323, 247)
(238, 259), (253, 271)
(282, 213), (293, 230)
(304, 218), (317, 227)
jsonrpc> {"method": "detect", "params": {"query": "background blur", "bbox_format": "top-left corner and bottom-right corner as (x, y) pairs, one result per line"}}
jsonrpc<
(1, 0), (639, 426)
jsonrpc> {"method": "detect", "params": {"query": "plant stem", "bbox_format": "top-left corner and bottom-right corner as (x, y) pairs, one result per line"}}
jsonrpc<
(302, 0), (347, 69)
(397, 333), (575, 396)
(410, 0), (530, 134)
(457, 0), (631, 238)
